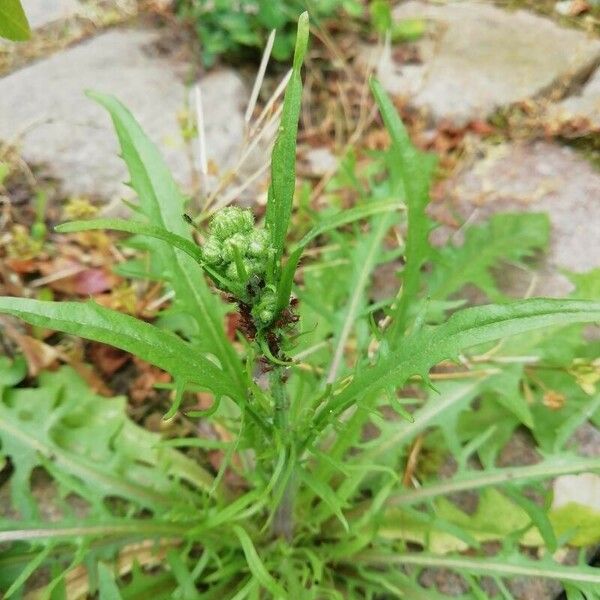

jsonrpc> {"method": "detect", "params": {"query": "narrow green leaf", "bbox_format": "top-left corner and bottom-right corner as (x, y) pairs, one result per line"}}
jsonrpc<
(56, 218), (204, 264)
(98, 563), (124, 600)
(0, 0), (30, 41)
(357, 552), (600, 586)
(326, 212), (397, 383)
(387, 456), (600, 506)
(503, 487), (557, 552)
(275, 198), (401, 315)
(265, 12), (309, 268)
(299, 468), (349, 532)
(0, 520), (191, 543)
(232, 525), (286, 598)
(0, 297), (241, 402)
(4, 546), (50, 598)
(370, 77), (434, 341)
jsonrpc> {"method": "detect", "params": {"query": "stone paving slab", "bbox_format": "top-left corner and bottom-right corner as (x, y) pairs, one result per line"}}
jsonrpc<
(362, 1), (600, 125)
(0, 27), (250, 207)
(553, 67), (600, 130)
(432, 141), (600, 297)
(22, 0), (83, 29)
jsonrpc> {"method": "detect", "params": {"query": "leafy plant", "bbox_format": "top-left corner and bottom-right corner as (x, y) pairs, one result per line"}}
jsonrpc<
(175, 0), (362, 66)
(2, 14), (600, 598)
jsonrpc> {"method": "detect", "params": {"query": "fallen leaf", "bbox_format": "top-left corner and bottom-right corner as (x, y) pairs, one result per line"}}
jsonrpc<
(129, 357), (171, 404)
(36, 257), (120, 296)
(88, 343), (130, 376)
(1, 321), (59, 376)
(5, 258), (39, 274)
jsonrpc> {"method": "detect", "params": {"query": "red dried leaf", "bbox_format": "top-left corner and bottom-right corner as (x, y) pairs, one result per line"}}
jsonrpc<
(88, 342), (130, 376)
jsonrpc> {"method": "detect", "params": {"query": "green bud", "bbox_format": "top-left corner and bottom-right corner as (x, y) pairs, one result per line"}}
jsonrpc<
(259, 308), (274, 324)
(245, 258), (266, 278)
(253, 286), (277, 327)
(221, 232), (250, 263)
(225, 261), (240, 281)
(209, 206), (254, 241)
(202, 236), (222, 266)
(247, 228), (269, 259)
(225, 258), (265, 282)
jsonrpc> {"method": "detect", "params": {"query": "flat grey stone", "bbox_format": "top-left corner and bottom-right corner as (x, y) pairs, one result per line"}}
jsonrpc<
(0, 28), (249, 207)
(433, 141), (600, 296)
(553, 67), (600, 130)
(362, 1), (600, 125)
(21, 0), (82, 29)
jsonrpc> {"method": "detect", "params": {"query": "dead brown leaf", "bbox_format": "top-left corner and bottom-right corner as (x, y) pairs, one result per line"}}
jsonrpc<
(88, 342), (130, 376)
(2, 325), (59, 376)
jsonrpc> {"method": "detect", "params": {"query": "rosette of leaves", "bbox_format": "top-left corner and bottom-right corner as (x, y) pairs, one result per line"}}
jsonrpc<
(3, 13), (600, 599)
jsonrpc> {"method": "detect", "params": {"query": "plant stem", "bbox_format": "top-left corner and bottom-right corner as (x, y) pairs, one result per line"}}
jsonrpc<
(271, 366), (295, 541)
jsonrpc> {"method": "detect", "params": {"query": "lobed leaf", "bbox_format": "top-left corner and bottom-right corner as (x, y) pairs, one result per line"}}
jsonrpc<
(315, 298), (600, 432)
(428, 212), (550, 302)
(0, 366), (219, 520)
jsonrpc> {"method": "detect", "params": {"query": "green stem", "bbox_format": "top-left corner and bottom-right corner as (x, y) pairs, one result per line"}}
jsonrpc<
(271, 366), (295, 541)
(0, 520), (192, 543)
(354, 552), (600, 585)
(387, 457), (600, 507)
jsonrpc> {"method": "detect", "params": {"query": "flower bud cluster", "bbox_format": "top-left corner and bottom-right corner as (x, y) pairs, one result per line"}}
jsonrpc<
(202, 207), (276, 328)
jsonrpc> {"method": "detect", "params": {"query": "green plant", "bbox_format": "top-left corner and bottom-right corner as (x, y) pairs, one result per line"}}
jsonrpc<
(2, 14), (600, 598)
(176, 0), (362, 66)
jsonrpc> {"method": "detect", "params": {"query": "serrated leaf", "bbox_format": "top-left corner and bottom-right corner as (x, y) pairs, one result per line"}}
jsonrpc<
(318, 298), (600, 426)
(0, 0), (30, 41)
(0, 297), (242, 403)
(0, 366), (217, 524)
(85, 91), (243, 388)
